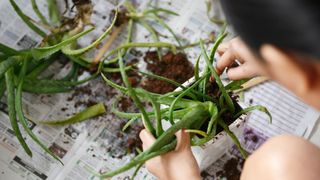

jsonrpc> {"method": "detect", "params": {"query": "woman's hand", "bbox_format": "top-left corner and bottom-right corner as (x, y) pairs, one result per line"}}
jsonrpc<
(139, 129), (201, 180)
(216, 37), (266, 80)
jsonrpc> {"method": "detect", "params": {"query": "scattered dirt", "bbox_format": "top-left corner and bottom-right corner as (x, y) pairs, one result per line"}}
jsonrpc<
(244, 129), (259, 144)
(141, 51), (194, 94)
(215, 157), (245, 180)
(66, 84), (101, 108)
(117, 97), (133, 112)
(105, 122), (143, 159)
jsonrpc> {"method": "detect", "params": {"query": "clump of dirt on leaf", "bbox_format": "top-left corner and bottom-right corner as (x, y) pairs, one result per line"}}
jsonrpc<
(141, 51), (194, 94)
(110, 8), (129, 27)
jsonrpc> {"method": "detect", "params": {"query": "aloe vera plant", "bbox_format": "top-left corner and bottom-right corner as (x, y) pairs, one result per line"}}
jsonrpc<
(1, 0), (184, 163)
(90, 31), (272, 178)
(0, 0), (114, 162)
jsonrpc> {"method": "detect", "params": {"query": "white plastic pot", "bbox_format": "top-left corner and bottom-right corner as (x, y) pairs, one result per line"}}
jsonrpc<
(162, 76), (247, 171)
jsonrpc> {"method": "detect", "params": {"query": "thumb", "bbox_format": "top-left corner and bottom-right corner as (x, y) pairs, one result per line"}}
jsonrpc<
(139, 129), (156, 151)
(175, 129), (191, 151)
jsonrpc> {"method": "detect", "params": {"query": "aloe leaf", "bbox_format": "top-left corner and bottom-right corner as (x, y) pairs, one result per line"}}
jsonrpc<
(200, 38), (235, 113)
(138, 69), (213, 101)
(36, 103), (106, 125)
(199, 31), (227, 100)
(15, 60), (63, 163)
(185, 129), (208, 138)
(149, 15), (182, 47)
(225, 79), (250, 92)
(101, 73), (195, 109)
(218, 119), (248, 158)
(0, 57), (19, 79)
(146, 94), (163, 137)
(123, 0), (136, 13)
(234, 105), (272, 123)
(23, 73), (97, 93)
(61, 63), (78, 81)
(122, 117), (139, 132)
(194, 55), (201, 81)
(46, 0), (60, 26)
(138, 19), (162, 60)
(95, 105), (209, 178)
(28, 27), (94, 60)
(208, 31), (227, 62)
(30, 0), (49, 25)
(206, 104), (219, 134)
(23, 81), (71, 93)
(104, 42), (176, 63)
(144, 8), (179, 16)
(103, 65), (132, 73)
(27, 56), (56, 79)
(62, 10), (118, 55)
(131, 163), (143, 180)
(0, 78), (5, 99)
(0, 43), (18, 56)
(9, 0), (46, 37)
(118, 52), (156, 136)
(5, 68), (33, 156)
(87, 141), (176, 178)
(66, 55), (90, 68)
(168, 75), (207, 125)
(101, 73), (127, 93)
(136, 70), (185, 89)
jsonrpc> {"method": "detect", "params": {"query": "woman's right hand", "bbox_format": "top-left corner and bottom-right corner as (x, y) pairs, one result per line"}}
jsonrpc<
(216, 37), (266, 80)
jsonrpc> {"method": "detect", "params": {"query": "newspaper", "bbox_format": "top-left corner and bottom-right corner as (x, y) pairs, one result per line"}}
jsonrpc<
(0, 0), (319, 180)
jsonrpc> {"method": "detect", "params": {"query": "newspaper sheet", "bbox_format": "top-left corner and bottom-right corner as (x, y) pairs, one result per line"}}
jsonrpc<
(0, 0), (319, 180)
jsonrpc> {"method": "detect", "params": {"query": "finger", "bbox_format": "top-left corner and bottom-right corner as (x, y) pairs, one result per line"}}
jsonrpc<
(139, 129), (156, 150)
(217, 43), (229, 55)
(227, 63), (259, 80)
(216, 49), (238, 74)
(175, 129), (190, 151)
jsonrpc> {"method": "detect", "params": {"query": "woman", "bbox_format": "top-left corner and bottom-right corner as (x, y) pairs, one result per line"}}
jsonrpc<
(140, 0), (320, 179)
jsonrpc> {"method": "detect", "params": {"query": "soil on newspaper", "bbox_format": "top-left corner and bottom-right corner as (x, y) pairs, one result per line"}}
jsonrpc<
(115, 96), (144, 156)
(201, 157), (244, 180)
(141, 51), (194, 94)
(216, 157), (244, 180)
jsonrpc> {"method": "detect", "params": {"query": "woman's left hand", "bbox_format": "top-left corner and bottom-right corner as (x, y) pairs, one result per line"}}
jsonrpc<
(139, 129), (201, 180)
